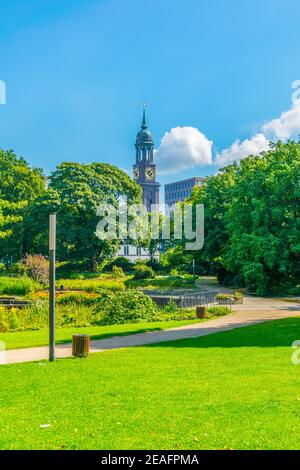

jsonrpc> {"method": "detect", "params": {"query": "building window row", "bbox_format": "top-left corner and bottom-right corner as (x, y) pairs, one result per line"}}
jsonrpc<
(124, 246), (142, 256)
(165, 190), (191, 201)
(165, 180), (196, 192)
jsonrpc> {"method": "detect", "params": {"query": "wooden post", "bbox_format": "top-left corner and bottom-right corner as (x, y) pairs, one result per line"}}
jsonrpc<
(196, 306), (206, 319)
(72, 335), (90, 358)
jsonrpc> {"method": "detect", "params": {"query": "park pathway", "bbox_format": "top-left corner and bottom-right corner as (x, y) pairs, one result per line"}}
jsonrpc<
(3, 295), (300, 365)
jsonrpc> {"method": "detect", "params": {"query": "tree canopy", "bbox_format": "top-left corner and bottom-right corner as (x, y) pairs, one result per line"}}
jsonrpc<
(165, 141), (300, 294)
(0, 149), (45, 259)
(24, 162), (142, 269)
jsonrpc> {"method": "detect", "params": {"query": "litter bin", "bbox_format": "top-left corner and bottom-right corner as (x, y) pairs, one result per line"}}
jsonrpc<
(196, 306), (206, 319)
(72, 334), (90, 358)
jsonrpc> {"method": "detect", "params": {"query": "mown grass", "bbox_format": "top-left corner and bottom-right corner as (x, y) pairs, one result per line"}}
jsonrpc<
(1, 317), (300, 449)
(0, 319), (200, 350)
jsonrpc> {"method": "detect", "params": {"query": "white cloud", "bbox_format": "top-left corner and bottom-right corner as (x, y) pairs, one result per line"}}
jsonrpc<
(155, 84), (300, 174)
(262, 100), (300, 140)
(216, 96), (300, 166)
(216, 133), (270, 166)
(155, 126), (213, 174)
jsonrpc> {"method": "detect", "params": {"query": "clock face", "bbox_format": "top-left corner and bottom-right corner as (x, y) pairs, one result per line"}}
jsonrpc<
(145, 167), (155, 181)
(133, 167), (139, 180)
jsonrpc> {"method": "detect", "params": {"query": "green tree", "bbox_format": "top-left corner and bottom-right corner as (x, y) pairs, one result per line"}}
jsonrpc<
(163, 165), (238, 275)
(0, 149), (45, 259)
(24, 162), (142, 270)
(0, 149), (44, 203)
(163, 140), (300, 294)
(223, 141), (300, 293)
(0, 200), (25, 241)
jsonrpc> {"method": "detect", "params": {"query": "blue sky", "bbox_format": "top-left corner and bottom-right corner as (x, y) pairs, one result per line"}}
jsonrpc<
(0, 0), (300, 187)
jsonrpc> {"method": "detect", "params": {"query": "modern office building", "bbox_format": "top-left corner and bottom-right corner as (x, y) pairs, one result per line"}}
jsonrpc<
(165, 177), (205, 207)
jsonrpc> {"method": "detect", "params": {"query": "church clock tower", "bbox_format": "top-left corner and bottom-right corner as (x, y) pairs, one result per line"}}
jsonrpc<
(133, 108), (160, 211)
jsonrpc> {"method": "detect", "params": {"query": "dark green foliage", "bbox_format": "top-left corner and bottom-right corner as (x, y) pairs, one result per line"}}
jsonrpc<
(56, 261), (100, 279)
(69, 273), (85, 280)
(103, 256), (134, 273)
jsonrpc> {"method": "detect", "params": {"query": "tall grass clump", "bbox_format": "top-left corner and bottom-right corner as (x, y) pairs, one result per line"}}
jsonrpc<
(0, 302), (94, 332)
(0, 276), (41, 296)
(57, 278), (125, 292)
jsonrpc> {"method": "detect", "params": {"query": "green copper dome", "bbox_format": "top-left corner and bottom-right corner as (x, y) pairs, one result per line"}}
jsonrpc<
(136, 108), (154, 146)
(136, 128), (153, 144)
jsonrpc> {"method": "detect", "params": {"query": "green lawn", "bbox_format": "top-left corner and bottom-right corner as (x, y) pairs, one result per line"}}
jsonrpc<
(1, 317), (300, 450)
(0, 319), (200, 350)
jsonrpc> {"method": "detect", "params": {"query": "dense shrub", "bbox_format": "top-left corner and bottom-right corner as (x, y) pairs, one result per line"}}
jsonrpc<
(170, 268), (179, 276)
(56, 261), (101, 279)
(93, 289), (158, 325)
(104, 256), (134, 273)
(21, 254), (49, 284)
(153, 305), (231, 322)
(151, 308), (196, 322)
(133, 265), (155, 280)
(206, 306), (231, 316)
(162, 300), (179, 313)
(5, 263), (23, 275)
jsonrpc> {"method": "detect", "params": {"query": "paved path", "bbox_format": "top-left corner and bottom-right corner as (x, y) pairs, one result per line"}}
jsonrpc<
(3, 295), (299, 365)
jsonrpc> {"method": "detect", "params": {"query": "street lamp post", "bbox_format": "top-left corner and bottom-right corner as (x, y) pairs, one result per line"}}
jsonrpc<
(49, 213), (56, 362)
(192, 257), (195, 283)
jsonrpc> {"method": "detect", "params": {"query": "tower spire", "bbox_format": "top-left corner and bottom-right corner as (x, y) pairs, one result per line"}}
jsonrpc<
(142, 104), (147, 129)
